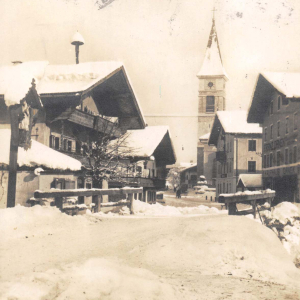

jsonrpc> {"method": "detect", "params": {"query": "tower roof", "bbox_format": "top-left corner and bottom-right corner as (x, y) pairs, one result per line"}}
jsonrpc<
(197, 18), (228, 79)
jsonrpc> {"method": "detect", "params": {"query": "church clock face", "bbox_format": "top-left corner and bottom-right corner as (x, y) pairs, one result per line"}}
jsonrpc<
(207, 81), (214, 89)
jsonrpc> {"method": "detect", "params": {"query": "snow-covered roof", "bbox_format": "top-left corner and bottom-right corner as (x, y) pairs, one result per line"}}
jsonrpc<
(199, 132), (210, 140)
(117, 126), (176, 164)
(237, 174), (262, 189)
(248, 72), (300, 124)
(179, 163), (197, 173)
(0, 61), (146, 128)
(124, 126), (173, 157)
(209, 111), (262, 146)
(37, 61), (123, 94)
(197, 20), (228, 79)
(217, 111), (262, 134)
(261, 72), (300, 98)
(0, 129), (81, 171)
(0, 61), (48, 106)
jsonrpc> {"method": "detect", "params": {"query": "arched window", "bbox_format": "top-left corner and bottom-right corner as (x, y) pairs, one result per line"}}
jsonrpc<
(206, 96), (215, 112)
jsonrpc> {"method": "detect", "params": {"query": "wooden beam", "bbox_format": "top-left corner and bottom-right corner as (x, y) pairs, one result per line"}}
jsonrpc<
(34, 187), (143, 198)
(220, 192), (275, 204)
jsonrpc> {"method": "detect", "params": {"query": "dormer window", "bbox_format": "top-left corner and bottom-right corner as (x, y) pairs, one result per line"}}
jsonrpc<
(206, 96), (215, 113)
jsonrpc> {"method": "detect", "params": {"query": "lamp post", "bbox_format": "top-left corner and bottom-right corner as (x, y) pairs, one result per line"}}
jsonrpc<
(71, 31), (85, 64)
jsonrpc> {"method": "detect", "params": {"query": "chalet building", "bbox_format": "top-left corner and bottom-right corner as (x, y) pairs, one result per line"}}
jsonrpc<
(0, 128), (82, 209)
(179, 163), (197, 188)
(208, 111), (262, 200)
(0, 61), (175, 207)
(197, 16), (228, 186)
(248, 72), (300, 203)
(116, 126), (176, 202)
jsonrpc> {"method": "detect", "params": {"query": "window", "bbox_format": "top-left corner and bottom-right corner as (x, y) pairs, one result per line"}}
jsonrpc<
(270, 100), (273, 115)
(294, 146), (297, 163)
(277, 121), (280, 137)
(263, 155), (266, 168)
(229, 183), (231, 193)
(278, 96), (281, 110)
(286, 117), (289, 134)
(248, 140), (256, 151)
(76, 141), (81, 154)
(223, 182), (225, 193)
(54, 137), (60, 150)
(206, 96), (215, 112)
(264, 127), (267, 141)
(65, 180), (75, 189)
(277, 151), (281, 166)
(191, 175), (197, 181)
(67, 140), (72, 152)
(248, 161), (256, 173)
(289, 149), (293, 164)
(294, 113), (298, 130)
(49, 135), (55, 148)
(270, 153), (273, 167)
(270, 125), (273, 139)
(285, 148), (288, 164)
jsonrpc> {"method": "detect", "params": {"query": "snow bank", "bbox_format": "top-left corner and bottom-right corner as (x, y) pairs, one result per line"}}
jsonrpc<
(0, 258), (177, 300)
(256, 202), (300, 268)
(0, 205), (88, 240)
(132, 200), (221, 216)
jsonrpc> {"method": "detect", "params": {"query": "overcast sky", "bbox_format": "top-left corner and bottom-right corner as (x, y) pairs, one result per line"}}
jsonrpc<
(1, 0), (300, 163)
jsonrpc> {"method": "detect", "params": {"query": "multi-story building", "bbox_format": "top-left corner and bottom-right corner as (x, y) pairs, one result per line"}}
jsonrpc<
(197, 16), (228, 186)
(0, 61), (176, 207)
(248, 72), (300, 203)
(208, 111), (262, 200)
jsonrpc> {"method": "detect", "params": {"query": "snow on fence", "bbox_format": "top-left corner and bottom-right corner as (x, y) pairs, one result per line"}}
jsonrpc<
(34, 187), (143, 214)
(218, 190), (275, 219)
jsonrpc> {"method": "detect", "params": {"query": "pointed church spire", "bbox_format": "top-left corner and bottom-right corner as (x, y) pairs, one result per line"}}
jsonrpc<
(197, 14), (228, 79)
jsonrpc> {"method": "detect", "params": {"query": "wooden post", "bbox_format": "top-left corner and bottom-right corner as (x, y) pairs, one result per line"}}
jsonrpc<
(228, 203), (237, 215)
(7, 106), (21, 208)
(92, 195), (99, 213)
(55, 197), (63, 211)
(252, 200), (257, 219)
(128, 193), (134, 214)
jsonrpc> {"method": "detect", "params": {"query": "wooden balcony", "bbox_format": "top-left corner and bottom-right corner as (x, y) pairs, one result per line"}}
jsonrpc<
(68, 110), (122, 137)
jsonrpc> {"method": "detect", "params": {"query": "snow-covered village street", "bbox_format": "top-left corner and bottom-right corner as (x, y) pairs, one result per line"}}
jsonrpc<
(0, 200), (300, 300)
(2, 0), (300, 299)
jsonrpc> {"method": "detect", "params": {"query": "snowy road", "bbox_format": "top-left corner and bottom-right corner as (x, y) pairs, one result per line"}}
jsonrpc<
(1, 206), (300, 299)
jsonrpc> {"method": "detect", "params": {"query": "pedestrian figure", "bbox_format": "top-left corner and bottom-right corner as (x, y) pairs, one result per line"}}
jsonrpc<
(176, 186), (181, 198)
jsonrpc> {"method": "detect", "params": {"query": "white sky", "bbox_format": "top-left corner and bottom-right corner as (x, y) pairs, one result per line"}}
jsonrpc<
(1, 0), (300, 163)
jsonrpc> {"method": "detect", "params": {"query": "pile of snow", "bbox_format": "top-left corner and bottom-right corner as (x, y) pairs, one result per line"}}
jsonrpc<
(0, 258), (177, 300)
(0, 205), (88, 240)
(258, 202), (300, 267)
(132, 200), (221, 216)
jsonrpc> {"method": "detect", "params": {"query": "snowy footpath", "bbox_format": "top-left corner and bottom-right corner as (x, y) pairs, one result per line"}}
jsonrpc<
(0, 200), (300, 299)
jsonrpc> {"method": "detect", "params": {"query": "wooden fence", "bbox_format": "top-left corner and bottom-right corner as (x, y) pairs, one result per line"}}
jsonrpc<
(219, 191), (275, 219)
(34, 187), (143, 214)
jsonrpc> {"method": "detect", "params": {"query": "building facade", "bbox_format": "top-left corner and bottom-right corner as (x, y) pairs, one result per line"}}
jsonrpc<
(209, 111), (262, 200)
(197, 17), (228, 185)
(248, 72), (300, 203)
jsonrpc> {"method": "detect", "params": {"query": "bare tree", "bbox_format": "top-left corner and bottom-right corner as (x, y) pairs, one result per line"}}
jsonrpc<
(81, 117), (136, 188)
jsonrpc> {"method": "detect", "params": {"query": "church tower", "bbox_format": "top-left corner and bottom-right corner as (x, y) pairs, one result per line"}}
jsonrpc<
(197, 16), (228, 185)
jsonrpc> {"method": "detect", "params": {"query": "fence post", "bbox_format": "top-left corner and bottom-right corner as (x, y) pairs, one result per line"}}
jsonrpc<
(252, 200), (257, 219)
(228, 203), (237, 215)
(92, 195), (100, 213)
(128, 193), (134, 214)
(55, 197), (63, 211)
